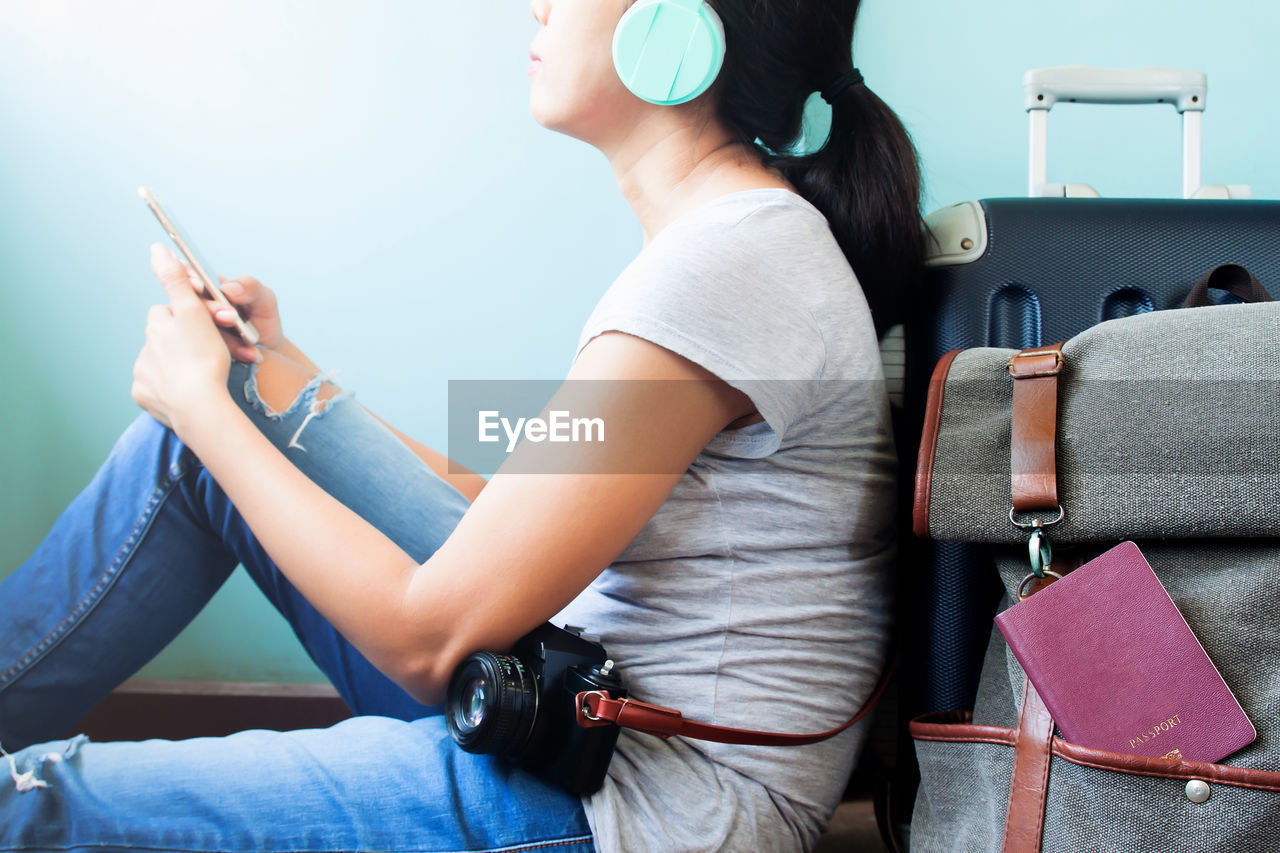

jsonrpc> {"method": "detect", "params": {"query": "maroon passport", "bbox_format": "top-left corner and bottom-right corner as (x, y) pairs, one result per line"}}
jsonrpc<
(995, 541), (1255, 763)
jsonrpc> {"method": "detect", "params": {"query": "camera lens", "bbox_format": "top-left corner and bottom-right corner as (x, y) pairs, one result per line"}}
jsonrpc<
(445, 652), (539, 756)
(461, 677), (488, 729)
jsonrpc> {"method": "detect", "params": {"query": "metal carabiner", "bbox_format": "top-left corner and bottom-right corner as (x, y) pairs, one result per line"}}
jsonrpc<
(1027, 522), (1053, 579)
(1017, 568), (1065, 600)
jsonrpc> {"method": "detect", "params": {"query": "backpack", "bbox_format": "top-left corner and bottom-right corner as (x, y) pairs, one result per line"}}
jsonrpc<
(908, 283), (1280, 852)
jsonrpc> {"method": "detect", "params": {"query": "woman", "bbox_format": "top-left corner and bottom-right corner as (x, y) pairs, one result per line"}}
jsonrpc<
(0, 0), (921, 850)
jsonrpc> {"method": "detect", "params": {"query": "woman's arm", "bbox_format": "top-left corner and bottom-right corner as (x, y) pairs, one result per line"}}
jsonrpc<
(176, 330), (753, 706)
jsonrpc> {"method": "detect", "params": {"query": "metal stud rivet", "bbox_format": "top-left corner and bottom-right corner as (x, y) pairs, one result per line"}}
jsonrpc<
(960, 238), (975, 251)
(1185, 779), (1211, 803)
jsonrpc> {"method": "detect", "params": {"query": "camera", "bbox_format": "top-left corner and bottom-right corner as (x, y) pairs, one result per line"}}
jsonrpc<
(444, 623), (628, 794)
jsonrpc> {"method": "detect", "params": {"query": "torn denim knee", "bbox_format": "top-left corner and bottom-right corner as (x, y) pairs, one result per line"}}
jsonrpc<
(0, 733), (88, 792)
(238, 363), (356, 452)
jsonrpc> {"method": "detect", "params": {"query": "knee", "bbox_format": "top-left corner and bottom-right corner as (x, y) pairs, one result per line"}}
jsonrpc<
(253, 350), (342, 416)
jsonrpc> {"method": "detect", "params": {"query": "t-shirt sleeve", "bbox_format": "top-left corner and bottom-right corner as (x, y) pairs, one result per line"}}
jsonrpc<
(573, 219), (827, 458)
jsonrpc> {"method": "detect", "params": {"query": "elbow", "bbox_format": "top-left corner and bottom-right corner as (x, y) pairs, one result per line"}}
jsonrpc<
(395, 644), (469, 708)
(401, 680), (447, 709)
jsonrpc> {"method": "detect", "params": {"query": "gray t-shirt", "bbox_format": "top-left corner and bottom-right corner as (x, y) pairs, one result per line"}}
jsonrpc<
(554, 187), (896, 853)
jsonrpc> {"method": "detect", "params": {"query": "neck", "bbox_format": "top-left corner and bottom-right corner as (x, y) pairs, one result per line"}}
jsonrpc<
(601, 110), (793, 246)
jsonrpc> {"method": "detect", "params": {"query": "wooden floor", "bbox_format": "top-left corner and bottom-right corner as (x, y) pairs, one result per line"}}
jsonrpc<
(64, 678), (355, 741)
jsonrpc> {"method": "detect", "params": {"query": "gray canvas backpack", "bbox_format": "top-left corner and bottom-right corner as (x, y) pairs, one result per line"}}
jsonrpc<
(908, 294), (1280, 852)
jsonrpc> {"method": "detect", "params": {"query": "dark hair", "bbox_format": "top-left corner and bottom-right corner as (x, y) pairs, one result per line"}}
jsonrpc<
(707, 0), (924, 336)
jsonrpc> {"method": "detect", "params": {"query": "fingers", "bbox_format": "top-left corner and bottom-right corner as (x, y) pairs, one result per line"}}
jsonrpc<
(218, 275), (262, 305)
(220, 279), (245, 302)
(146, 304), (172, 334)
(198, 294), (259, 361)
(217, 323), (261, 362)
(191, 299), (259, 361)
(150, 244), (203, 315)
(169, 299), (257, 362)
(187, 265), (206, 295)
(194, 277), (258, 361)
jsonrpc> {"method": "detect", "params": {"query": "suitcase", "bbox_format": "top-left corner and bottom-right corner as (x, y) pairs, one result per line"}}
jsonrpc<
(882, 65), (1280, 849)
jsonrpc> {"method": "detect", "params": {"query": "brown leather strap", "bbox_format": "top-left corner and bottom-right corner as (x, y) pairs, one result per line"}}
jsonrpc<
(913, 348), (964, 538)
(575, 654), (895, 746)
(912, 709), (1280, 793)
(1001, 680), (1055, 853)
(1008, 343), (1065, 512)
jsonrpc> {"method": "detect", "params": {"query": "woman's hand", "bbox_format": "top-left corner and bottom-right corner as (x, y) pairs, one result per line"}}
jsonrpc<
(132, 244), (233, 433)
(203, 271), (285, 363)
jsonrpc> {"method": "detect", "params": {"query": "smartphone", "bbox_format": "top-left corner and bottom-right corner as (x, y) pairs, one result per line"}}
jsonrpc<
(137, 186), (260, 346)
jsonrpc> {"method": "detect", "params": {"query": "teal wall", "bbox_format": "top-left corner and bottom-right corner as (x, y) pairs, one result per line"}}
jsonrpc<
(1, 1), (1273, 684)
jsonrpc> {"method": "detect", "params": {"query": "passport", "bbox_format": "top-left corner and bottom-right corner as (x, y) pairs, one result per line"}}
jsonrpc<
(995, 541), (1255, 763)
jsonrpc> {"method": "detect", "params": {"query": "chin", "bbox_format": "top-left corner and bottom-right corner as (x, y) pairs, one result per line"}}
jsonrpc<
(529, 99), (589, 142)
(529, 81), (624, 144)
(528, 95), (553, 129)
(528, 91), (560, 129)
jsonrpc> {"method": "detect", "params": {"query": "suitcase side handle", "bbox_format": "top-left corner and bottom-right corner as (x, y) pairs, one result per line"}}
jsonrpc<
(1181, 264), (1275, 309)
(1022, 66), (1223, 200)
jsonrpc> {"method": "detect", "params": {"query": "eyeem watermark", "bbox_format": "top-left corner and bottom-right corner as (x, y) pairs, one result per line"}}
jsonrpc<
(447, 378), (877, 475)
(478, 410), (605, 453)
(449, 379), (621, 475)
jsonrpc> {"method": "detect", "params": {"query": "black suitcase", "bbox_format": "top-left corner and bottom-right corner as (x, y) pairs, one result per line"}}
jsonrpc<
(903, 195), (1280, 709)
(880, 66), (1280, 850)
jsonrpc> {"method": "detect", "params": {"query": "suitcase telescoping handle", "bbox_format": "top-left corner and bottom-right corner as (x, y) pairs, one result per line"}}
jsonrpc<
(1022, 66), (1241, 200)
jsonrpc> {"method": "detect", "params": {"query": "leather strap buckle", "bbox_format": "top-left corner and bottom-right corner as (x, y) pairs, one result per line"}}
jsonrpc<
(576, 690), (684, 738)
(576, 690), (617, 728)
(1007, 349), (1064, 378)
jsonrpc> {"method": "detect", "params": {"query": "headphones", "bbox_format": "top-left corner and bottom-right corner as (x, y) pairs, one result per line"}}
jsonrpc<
(612, 0), (726, 106)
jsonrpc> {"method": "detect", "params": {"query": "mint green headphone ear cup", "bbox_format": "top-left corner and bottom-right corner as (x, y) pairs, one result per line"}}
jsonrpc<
(612, 0), (726, 106)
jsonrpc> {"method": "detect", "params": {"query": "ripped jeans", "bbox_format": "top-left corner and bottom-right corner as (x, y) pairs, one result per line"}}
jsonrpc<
(0, 359), (594, 853)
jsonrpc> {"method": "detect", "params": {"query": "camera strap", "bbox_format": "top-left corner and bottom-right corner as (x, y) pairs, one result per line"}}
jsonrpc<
(573, 652), (896, 746)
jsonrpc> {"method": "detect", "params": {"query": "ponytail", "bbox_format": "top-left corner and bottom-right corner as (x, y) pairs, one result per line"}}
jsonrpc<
(708, 1), (925, 337)
(771, 80), (924, 335)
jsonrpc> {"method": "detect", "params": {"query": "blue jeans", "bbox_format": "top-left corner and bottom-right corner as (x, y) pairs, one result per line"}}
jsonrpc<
(0, 360), (594, 852)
